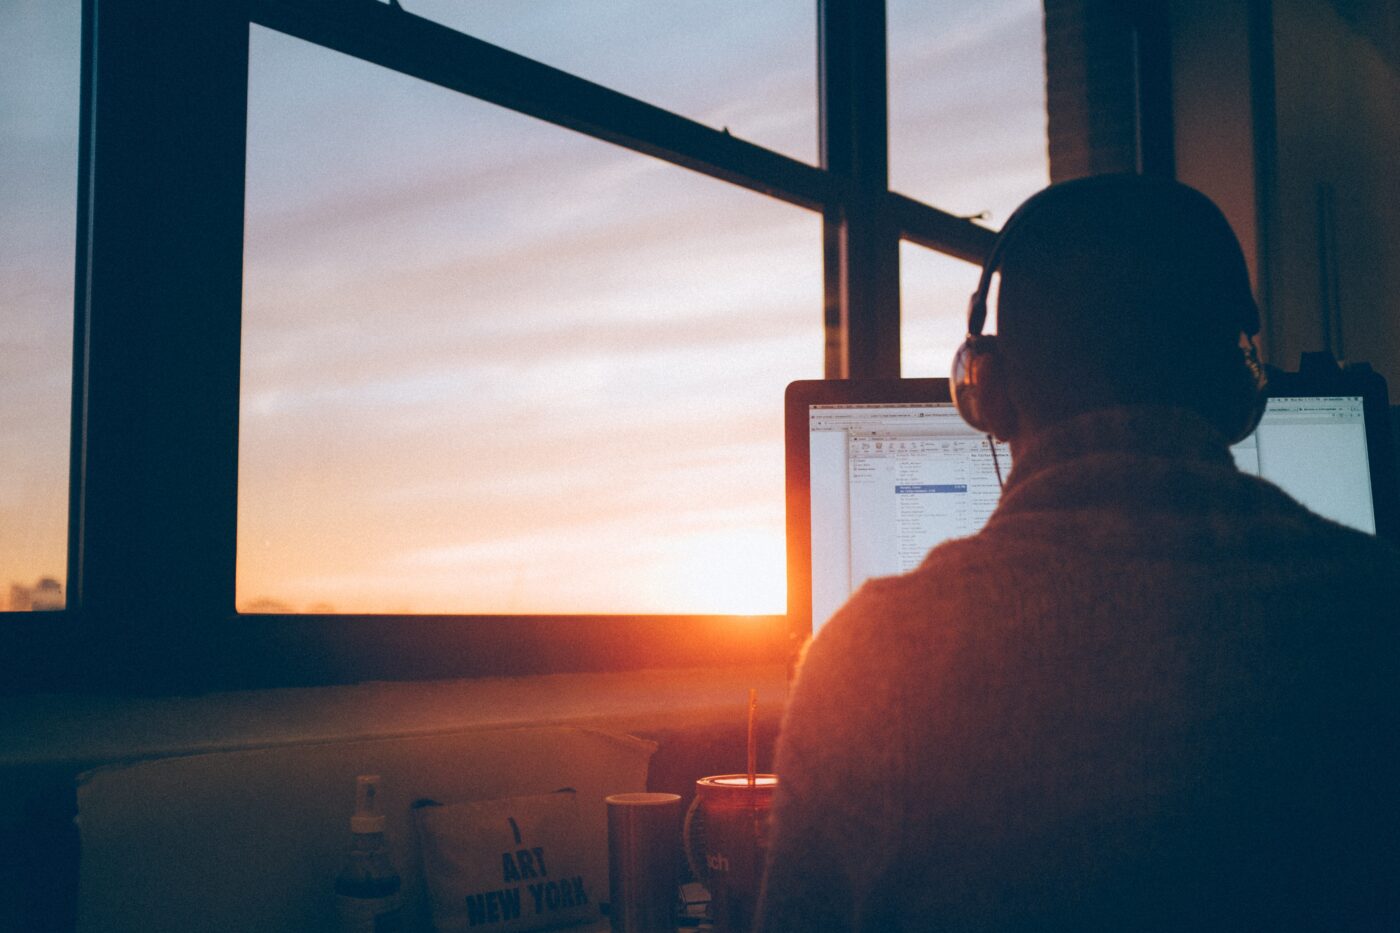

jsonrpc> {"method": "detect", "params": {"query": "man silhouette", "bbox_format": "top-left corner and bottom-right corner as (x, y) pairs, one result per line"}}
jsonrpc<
(758, 175), (1400, 931)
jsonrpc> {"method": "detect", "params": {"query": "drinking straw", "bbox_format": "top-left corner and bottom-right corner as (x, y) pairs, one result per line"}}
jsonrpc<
(747, 687), (757, 789)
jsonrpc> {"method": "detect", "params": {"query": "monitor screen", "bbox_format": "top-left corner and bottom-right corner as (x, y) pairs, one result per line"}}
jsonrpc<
(807, 400), (1007, 633)
(1231, 395), (1375, 534)
(789, 382), (1386, 636)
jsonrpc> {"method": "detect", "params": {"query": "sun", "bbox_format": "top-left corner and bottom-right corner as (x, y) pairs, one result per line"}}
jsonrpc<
(657, 527), (788, 616)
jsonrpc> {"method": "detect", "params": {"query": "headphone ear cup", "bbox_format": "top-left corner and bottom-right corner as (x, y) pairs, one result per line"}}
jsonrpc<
(1222, 339), (1269, 444)
(950, 335), (986, 431)
(951, 334), (1015, 439)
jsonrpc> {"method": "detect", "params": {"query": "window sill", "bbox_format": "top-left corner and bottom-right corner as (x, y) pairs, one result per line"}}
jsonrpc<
(0, 662), (787, 772)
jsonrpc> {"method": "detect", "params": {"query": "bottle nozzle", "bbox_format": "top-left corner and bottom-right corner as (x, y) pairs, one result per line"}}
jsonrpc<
(351, 774), (387, 834)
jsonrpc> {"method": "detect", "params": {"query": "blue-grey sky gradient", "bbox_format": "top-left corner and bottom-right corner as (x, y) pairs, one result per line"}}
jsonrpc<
(0, 0), (1046, 613)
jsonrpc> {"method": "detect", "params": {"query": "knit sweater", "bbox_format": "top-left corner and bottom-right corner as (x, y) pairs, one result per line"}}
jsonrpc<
(758, 406), (1400, 932)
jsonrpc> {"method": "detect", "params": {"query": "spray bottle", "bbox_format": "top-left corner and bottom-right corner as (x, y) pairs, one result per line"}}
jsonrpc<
(335, 774), (404, 932)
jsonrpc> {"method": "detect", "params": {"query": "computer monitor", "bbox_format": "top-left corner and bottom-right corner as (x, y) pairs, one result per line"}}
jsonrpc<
(785, 377), (1396, 637)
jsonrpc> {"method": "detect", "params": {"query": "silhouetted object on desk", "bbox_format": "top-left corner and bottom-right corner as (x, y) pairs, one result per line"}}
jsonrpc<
(336, 775), (404, 932)
(758, 174), (1400, 932)
(687, 775), (777, 933)
(606, 793), (681, 933)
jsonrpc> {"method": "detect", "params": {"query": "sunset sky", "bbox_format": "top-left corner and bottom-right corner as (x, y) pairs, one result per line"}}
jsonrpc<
(1, 0), (1046, 614)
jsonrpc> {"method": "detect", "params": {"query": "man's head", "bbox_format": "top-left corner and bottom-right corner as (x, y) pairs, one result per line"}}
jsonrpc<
(950, 174), (1265, 445)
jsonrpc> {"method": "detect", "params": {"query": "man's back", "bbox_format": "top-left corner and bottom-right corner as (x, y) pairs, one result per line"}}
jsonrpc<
(759, 407), (1400, 931)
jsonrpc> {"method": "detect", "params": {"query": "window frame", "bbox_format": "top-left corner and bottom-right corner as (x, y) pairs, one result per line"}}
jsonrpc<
(3, 0), (999, 694)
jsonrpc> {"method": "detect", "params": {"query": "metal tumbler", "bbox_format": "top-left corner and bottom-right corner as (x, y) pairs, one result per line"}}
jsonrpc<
(606, 792), (681, 932)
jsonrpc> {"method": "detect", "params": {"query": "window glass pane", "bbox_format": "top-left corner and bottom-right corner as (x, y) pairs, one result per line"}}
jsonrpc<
(0, 1), (79, 612)
(395, 0), (817, 165)
(888, 0), (1049, 225)
(901, 242), (980, 379)
(239, 27), (822, 616)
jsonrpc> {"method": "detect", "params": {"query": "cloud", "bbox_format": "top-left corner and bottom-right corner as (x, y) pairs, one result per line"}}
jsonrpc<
(887, 0), (1048, 218)
(2, 1), (1052, 610)
(232, 0), (1047, 614)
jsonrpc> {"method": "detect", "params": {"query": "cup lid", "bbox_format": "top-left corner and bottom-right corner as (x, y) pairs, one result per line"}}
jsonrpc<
(606, 792), (682, 806)
(695, 774), (778, 795)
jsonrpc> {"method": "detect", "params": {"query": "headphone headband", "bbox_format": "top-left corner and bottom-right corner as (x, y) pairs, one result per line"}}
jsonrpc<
(965, 175), (1261, 340)
(953, 174), (1268, 445)
(965, 185), (1047, 337)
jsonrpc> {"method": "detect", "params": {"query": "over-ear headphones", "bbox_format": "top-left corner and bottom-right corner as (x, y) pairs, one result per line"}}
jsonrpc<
(949, 175), (1268, 444)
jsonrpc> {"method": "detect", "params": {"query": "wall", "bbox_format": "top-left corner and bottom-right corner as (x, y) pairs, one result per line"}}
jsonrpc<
(1169, 0), (1268, 310)
(1267, 0), (1400, 384)
(1172, 0), (1400, 386)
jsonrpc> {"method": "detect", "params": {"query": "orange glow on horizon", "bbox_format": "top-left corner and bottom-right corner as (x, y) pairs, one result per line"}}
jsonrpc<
(236, 523), (789, 617)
